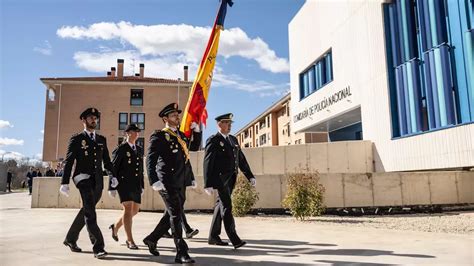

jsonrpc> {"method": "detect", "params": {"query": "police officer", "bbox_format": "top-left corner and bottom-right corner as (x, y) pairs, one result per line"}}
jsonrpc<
(143, 103), (201, 264)
(108, 124), (144, 249)
(59, 107), (118, 259)
(203, 113), (256, 249)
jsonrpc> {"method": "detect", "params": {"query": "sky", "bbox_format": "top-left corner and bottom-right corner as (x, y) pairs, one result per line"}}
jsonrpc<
(0, 0), (305, 162)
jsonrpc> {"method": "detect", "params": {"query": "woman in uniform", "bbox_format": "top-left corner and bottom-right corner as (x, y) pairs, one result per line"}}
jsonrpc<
(108, 124), (144, 249)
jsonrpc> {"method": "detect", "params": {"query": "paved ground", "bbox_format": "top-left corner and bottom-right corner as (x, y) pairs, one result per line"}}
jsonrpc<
(1, 191), (473, 265)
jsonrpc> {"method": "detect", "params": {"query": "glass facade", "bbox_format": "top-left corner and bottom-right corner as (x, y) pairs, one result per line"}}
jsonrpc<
(384, 0), (474, 137)
(299, 51), (333, 100)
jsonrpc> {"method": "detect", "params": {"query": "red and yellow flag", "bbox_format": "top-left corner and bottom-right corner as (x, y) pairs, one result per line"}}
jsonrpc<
(180, 0), (233, 137)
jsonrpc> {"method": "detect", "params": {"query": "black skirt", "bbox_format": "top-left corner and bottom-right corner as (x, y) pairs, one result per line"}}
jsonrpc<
(118, 188), (141, 204)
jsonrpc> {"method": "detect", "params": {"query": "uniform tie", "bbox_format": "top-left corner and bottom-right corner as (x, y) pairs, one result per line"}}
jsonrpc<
(89, 132), (95, 141)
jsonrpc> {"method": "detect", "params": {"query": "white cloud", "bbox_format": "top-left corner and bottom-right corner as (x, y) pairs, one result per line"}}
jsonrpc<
(57, 21), (289, 73)
(33, 40), (52, 56)
(214, 71), (290, 97)
(0, 138), (24, 146)
(0, 120), (14, 129)
(0, 150), (45, 165)
(40, 130), (44, 134)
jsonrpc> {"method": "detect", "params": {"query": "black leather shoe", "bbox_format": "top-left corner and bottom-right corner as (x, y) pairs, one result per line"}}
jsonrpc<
(109, 224), (118, 242)
(126, 240), (139, 250)
(186, 229), (199, 239)
(143, 238), (160, 256)
(208, 238), (229, 246)
(234, 241), (247, 249)
(94, 250), (108, 259)
(63, 240), (82, 252)
(175, 252), (195, 264)
(162, 231), (173, 238)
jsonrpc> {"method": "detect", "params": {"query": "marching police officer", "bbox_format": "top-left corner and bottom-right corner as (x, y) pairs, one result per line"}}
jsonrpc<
(203, 113), (256, 249)
(59, 107), (118, 259)
(143, 103), (201, 264)
(108, 124), (144, 249)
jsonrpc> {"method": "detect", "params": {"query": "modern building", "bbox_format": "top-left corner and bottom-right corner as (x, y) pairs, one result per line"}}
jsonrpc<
(289, 0), (473, 172)
(235, 93), (327, 147)
(41, 59), (192, 163)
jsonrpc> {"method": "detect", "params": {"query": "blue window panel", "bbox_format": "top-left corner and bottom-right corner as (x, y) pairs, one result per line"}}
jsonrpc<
(426, 50), (442, 128)
(389, 4), (402, 66)
(321, 57), (327, 85)
(409, 60), (424, 132)
(401, 64), (413, 133)
(315, 63), (321, 90)
(406, 62), (418, 132)
(308, 67), (316, 93)
(304, 72), (310, 97)
(417, 0), (430, 52)
(395, 67), (408, 135)
(465, 30), (474, 118)
(423, 53), (437, 128)
(433, 48), (448, 126)
(396, 1), (407, 62)
(433, 0), (448, 46)
(326, 52), (333, 82)
(439, 45), (456, 125)
(427, 0), (439, 48)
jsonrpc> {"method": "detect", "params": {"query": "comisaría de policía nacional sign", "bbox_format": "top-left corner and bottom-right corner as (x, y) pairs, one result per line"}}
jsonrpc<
(294, 86), (352, 123)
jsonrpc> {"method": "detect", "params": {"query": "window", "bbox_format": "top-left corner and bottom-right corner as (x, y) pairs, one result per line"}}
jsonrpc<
(136, 137), (145, 149)
(130, 89), (143, 106)
(383, 0), (473, 137)
(119, 113), (128, 130)
(259, 134), (267, 146)
(259, 119), (266, 129)
(47, 88), (56, 101)
(299, 50), (333, 100)
(130, 113), (145, 130)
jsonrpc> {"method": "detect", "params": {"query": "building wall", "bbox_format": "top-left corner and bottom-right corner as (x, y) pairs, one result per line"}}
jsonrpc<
(289, 0), (474, 172)
(42, 81), (191, 162)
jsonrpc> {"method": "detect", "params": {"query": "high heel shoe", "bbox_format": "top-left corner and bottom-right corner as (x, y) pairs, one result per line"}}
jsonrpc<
(126, 240), (139, 250)
(109, 224), (118, 242)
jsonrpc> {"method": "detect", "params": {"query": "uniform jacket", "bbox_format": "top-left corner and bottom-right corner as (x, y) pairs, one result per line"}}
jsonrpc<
(61, 131), (115, 190)
(111, 142), (144, 192)
(147, 128), (201, 189)
(203, 133), (255, 189)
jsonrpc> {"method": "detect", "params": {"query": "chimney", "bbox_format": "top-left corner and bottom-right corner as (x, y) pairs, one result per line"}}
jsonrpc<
(183, 65), (188, 81)
(107, 71), (111, 77)
(139, 63), (145, 78)
(111, 67), (116, 77)
(117, 59), (124, 78)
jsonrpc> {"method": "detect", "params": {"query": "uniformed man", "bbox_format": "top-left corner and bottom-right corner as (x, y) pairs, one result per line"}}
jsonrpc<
(59, 107), (118, 259)
(203, 113), (256, 249)
(143, 103), (201, 264)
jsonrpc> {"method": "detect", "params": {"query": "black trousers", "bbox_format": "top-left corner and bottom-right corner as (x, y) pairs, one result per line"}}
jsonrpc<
(146, 186), (188, 254)
(65, 180), (104, 253)
(7, 180), (12, 192)
(162, 186), (192, 233)
(209, 184), (241, 245)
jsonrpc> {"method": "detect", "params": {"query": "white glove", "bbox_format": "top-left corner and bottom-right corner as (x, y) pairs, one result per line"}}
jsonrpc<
(191, 180), (197, 189)
(108, 190), (117, 198)
(152, 180), (165, 191)
(141, 188), (144, 195)
(204, 187), (213, 196)
(250, 178), (256, 187)
(59, 184), (70, 197)
(190, 122), (201, 133)
(110, 177), (119, 188)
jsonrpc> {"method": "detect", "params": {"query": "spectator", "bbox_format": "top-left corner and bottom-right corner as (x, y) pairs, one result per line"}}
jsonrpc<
(7, 170), (13, 192)
(45, 168), (55, 177)
(27, 167), (37, 195)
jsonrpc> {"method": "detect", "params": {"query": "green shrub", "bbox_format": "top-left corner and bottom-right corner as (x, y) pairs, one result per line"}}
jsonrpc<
(232, 174), (259, 217)
(282, 172), (325, 221)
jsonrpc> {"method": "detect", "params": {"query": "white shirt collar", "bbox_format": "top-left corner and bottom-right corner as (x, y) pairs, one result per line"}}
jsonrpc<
(218, 131), (229, 138)
(165, 125), (178, 132)
(127, 142), (136, 149)
(84, 129), (96, 138)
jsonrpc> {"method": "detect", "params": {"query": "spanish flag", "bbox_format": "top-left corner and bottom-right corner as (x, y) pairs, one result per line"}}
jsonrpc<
(180, 0), (233, 137)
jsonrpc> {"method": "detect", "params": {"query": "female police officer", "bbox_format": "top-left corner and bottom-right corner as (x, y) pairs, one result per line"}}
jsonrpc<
(108, 124), (144, 249)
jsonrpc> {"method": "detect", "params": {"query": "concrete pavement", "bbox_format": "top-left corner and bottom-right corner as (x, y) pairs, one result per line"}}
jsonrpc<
(1, 192), (473, 265)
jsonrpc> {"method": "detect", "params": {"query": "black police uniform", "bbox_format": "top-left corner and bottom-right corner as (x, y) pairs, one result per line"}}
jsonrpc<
(62, 108), (115, 254)
(144, 103), (201, 258)
(204, 113), (255, 246)
(111, 142), (144, 203)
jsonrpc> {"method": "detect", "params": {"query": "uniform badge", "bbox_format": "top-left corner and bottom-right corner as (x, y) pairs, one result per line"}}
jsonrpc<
(128, 160), (132, 164)
(81, 140), (88, 149)
(126, 152), (131, 157)
(220, 141), (224, 147)
(165, 133), (171, 142)
(172, 149), (178, 153)
(84, 151), (88, 156)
